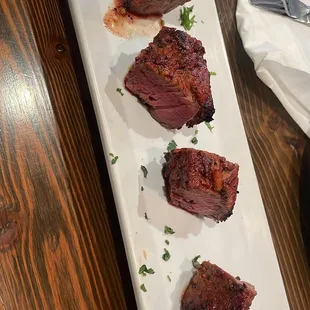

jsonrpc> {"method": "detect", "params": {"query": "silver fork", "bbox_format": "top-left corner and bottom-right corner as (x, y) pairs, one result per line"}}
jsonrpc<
(285, 0), (310, 18)
(250, 0), (310, 24)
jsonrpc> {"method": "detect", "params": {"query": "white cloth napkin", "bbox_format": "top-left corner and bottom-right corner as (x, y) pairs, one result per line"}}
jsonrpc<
(236, 0), (310, 137)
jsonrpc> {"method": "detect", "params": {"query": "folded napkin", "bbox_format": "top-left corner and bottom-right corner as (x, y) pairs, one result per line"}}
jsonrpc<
(237, 0), (310, 137)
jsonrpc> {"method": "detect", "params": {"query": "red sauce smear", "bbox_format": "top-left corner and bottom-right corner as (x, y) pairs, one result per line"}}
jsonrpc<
(104, 1), (163, 39)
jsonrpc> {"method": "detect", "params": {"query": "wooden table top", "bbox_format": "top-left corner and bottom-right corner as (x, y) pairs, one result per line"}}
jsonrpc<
(0, 0), (309, 309)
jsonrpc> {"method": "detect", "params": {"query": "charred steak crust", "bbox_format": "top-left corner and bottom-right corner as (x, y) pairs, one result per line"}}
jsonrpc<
(124, 0), (191, 16)
(163, 148), (239, 222)
(182, 261), (257, 310)
(125, 27), (215, 129)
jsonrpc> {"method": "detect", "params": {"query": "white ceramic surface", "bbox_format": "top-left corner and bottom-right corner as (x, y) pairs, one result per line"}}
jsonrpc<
(68, 1), (289, 309)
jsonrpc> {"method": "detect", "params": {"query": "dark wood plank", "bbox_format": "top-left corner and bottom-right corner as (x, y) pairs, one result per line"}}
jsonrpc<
(1, 0), (309, 309)
(300, 139), (310, 264)
(215, 1), (310, 309)
(0, 0), (130, 309)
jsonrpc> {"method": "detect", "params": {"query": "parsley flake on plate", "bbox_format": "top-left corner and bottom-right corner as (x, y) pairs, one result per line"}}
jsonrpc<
(192, 255), (201, 269)
(164, 225), (175, 235)
(191, 137), (198, 145)
(138, 264), (155, 276)
(180, 6), (196, 31)
(116, 88), (124, 96)
(109, 153), (119, 165)
(140, 284), (147, 292)
(165, 239), (170, 245)
(162, 248), (171, 261)
(144, 212), (150, 220)
(205, 121), (214, 132)
(167, 139), (178, 152)
(111, 156), (119, 165)
(141, 186), (144, 191)
(195, 129), (199, 135)
(167, 275), (172, 282)
(141, 165), (148, 178)
(210, 71), (217, 76)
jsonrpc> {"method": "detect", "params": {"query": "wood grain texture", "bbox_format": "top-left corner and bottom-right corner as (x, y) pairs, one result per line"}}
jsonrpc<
(214, 1), (310, 309)
(0, 0), (129, 309)
(1, 0), (309, 309)
(300, 139), (310, 264)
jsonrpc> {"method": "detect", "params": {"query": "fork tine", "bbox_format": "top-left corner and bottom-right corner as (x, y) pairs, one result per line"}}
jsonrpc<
(256, 3), (285, 8)
(250, 0), (310, 24)
(251, 0), (283, 4)
(250, 0), (287, 14)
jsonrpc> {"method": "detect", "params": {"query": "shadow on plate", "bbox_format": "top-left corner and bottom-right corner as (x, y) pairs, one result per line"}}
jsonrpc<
(170, 258), (193, 308)
(203, 217), (216, 228)
(163, 9), (180, 27)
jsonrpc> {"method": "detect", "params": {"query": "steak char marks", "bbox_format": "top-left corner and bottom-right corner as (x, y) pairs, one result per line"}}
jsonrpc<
(182, 261), (257, 310)
(124, 0), (191, 16)
(163, 148), (239, 222)
(125, 27), (215, 130)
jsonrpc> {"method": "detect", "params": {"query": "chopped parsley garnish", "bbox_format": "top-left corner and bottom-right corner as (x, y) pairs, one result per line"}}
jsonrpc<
(180, 6), (196, 31)
(141, 165), (148, 178)
(164, 225), (175, 235)
(236, 276), (241, 280)
(167, 140), (178, 152)
(162, 248), (171, 261)
(210, 71), (217, 76)
(140, 284), (147, 292)
(165, 239), (170, 245)
(195, 129), (199, 135)
(116, 88), (124, 96)
(167, 275), (172, 282)
(138, 264), (155, 276)
(192, 255), (201, 269)
(144, 212), (150, 220)
(109, 153), (119, 165)
(112, 156), (119, 165)
(141, 186), (144, 191)
(191, 137), (198, 145)
(205, 121), (214, 132)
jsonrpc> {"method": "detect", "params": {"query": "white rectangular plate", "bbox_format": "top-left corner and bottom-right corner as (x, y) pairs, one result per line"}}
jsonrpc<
(68, 0), (289, 309)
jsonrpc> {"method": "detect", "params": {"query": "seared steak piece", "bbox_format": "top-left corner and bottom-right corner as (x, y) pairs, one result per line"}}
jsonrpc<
(182, 261), (257, 310)
(125, 27), (214, 130)
(163, 148), (239, 222)
(124, 0), (190, 16)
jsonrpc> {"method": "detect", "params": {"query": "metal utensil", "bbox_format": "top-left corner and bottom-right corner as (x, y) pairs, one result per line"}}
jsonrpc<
(285, 0), (310, 18)
(250, 0), (310, 25)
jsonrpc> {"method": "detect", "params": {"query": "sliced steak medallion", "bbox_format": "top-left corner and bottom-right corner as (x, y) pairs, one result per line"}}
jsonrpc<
(182, 261), (257, 310)
(125, 27), (215, 130)
(124, 0), (191, 16)
(163, 148), (239, 222)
